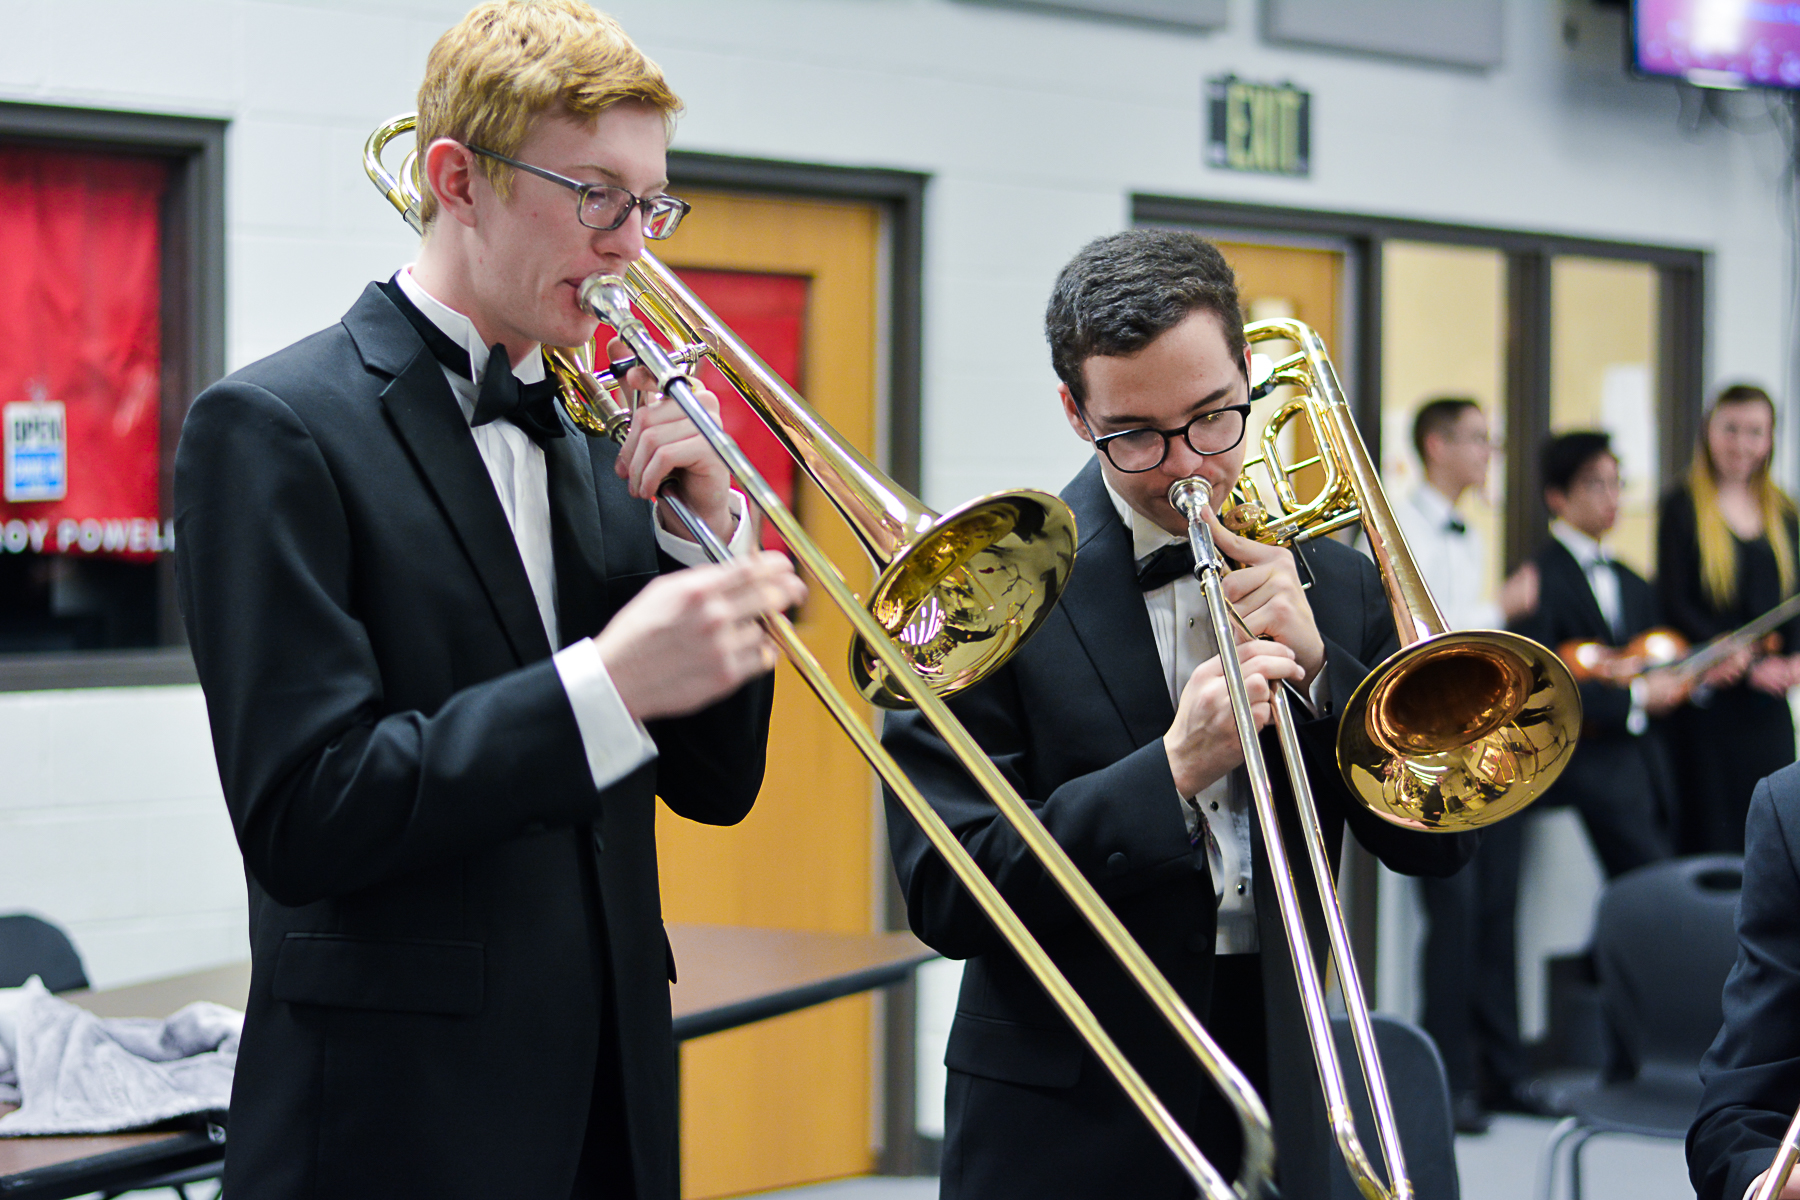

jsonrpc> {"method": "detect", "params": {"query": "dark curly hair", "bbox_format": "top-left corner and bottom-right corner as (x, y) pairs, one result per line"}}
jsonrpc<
(1045, 229), (1247, 407)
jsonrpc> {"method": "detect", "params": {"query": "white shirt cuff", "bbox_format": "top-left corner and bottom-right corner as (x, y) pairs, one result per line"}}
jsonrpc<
(655, 490), (753, 566)
(552, 638), (659, 790)
(1306, 661), (1331, 716)
(1627, 677), (1649, 737)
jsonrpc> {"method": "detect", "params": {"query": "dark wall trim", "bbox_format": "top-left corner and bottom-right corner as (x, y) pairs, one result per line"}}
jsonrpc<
(0, 101), (228, 682)
(669, 151), (929, 492)
(1135, 194), (1710, 268)
(1659, 262), (1707, 490)
(0, 647), (197, 693)
(1505, 252), (1555, 571)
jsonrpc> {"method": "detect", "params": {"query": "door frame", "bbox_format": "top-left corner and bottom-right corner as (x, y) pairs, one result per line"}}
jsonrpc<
(1133, 194), (1708, 571)
(668, 150), (933, 1176)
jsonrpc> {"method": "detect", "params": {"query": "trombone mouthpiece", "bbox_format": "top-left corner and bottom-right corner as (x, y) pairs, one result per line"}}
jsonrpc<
(1167, 477), (1211, 521)
(578, 274), (634, 326)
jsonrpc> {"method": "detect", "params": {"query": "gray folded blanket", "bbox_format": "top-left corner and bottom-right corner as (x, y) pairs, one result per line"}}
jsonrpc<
(0, 976), (239, 1135)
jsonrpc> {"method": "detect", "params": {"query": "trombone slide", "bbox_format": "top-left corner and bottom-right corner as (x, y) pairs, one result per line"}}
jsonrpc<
(1170, 477), (1413, 1200)
(580, 275), (1274, 1200)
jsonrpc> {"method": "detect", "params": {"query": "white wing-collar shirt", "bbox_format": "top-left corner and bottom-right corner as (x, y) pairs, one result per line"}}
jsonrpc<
(1103, 477), (1333, 955)
(1393, 482), (1500, 633)
(395, 267), (755, 790)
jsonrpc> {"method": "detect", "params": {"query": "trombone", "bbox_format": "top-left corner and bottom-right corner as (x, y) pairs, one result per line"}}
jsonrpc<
(365, 115), (1276, 1199)
(1170, 319), (1581, 1199)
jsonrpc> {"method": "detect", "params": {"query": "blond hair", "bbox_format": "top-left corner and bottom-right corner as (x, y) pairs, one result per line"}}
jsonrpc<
(415, 0), (682, 225)
(1689, 383), (1797, 608)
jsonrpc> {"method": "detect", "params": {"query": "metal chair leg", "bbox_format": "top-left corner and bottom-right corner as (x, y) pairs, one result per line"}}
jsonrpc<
(1568, 1127), (1601, 1200)
(1537, 1115), (1586, 1200)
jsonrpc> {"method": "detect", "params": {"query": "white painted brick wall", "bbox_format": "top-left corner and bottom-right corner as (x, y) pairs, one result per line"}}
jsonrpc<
(0, 686), (245, 989)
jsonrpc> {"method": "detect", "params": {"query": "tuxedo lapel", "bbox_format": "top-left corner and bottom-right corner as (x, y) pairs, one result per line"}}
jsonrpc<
(544, 419), (610, 647)
(1055, 460), (1175, 747)
(1544, 540), (1614, 643)
(343, 284), (554, 666)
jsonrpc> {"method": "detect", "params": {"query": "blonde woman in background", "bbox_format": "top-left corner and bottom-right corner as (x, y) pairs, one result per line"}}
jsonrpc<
(1657, 384), (1800, 854)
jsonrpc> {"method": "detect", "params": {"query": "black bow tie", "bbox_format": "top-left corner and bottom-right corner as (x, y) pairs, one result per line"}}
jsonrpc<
(379, 277), (566, 445)
(1445, 517), (1467, 536)
(1136, 541), (1196, 592)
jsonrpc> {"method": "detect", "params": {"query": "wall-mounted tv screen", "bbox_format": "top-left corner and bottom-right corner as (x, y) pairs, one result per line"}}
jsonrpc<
(1633, 0), (1800, 89)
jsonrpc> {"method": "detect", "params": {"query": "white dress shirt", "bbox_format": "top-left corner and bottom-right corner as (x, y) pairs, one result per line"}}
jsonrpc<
(1392, 483), (1500, 632)
(1549, 518), (1648, 735)
(395, 268), (755, 789)
(1104, 480), (1328, 955)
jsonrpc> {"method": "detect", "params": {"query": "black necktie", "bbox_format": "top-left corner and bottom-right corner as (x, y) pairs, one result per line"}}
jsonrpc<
(1136, 541), (1196, 592)
(1446, 517), (1467, 536)
(378, 277), (566, 445)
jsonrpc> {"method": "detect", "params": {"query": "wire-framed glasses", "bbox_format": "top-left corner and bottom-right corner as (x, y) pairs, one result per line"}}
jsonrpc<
(1085, 404), (1253, 473)
(464, 145), (692, 240)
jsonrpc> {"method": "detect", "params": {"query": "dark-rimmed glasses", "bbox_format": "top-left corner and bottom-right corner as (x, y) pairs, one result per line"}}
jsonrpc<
(1081, 404), (1253, 473)
(465, 144), (691, 239)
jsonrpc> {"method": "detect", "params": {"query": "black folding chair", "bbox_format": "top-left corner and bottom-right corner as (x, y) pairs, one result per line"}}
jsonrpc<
(0, 913), (89, 994)
(1536, 855), (1744, 1200)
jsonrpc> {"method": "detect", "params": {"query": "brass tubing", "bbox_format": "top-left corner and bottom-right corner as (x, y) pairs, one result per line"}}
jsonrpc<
(1751, 1107), (1800, 1200)
(584, 275), (1274, 1200)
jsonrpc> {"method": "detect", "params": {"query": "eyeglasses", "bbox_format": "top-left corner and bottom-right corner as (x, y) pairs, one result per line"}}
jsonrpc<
(1081, 404), (1253, 473)
(464, 145), (691, 239)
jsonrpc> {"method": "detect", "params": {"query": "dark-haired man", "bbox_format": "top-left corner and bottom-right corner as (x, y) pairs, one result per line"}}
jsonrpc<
(1511, 431), (1681, 880)
(882, 228), (1475, 1200)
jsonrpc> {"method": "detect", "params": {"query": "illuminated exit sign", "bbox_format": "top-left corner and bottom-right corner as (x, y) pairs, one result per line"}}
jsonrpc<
(1206, 75), (1311, 178)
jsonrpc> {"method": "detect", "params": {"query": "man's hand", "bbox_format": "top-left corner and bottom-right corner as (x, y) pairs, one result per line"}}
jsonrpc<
(1705, 645), (1755, 689)
(1750, 654), (1800, 696)
(610, 337), (734, 544)
(1163, 639), (1304, 798)
(1501, 562), (1540, 622)
(1203, 512), (1326, 686)
(1747, 1166), (1800, 1200)
(1640, 667), (1690, 717)
(595, 552), (806, 722)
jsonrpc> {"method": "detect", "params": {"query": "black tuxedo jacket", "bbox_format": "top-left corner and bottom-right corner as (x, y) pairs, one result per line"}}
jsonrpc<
(1689, 762), (1800, 1200)
(174, 283), (773, 1200)
(1512, 538), (1659, 737)
(1509, 538), (1674, 877)
(882, 459), (1474, 1200)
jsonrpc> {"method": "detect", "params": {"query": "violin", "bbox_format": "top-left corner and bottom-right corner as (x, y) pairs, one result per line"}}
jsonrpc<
(1558, 591), (1800, 687)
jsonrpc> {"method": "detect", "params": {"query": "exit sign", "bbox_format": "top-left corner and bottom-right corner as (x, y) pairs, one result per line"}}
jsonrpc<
(1206, 75), (1311, 177)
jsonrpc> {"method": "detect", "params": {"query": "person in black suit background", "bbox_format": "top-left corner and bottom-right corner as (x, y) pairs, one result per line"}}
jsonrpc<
(173, 4), (803, 1198)
(1659, 384), (1800, 855)
(882, 229), (1476, 1200)
(1689, 760), (1800, 1200)
(1511, 431), (1683, 879)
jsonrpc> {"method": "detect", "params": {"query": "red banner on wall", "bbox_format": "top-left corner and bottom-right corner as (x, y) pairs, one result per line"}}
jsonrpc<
(0, 145), (170, 558)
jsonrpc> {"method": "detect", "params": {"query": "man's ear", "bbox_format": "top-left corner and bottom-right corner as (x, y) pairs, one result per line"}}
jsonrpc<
(1058, 384), (1091, 442)
(423, 138), (481, 229)
(1544, 487), (1567, 518)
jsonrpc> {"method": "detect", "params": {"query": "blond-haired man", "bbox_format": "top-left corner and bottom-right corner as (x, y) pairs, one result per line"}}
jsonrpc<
(175, 4), (801, 1196)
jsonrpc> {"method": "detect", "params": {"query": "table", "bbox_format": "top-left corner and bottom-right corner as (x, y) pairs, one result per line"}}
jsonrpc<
(0, 924), (934, 1198)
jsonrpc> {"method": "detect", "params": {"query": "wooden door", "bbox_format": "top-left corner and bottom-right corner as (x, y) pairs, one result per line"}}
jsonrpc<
(651, 189), (885, 1199)
(1213, 241), (1345, 511)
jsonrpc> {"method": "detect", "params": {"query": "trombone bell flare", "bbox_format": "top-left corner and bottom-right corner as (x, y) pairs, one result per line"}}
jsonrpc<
(1234, 316), (1581, 832)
